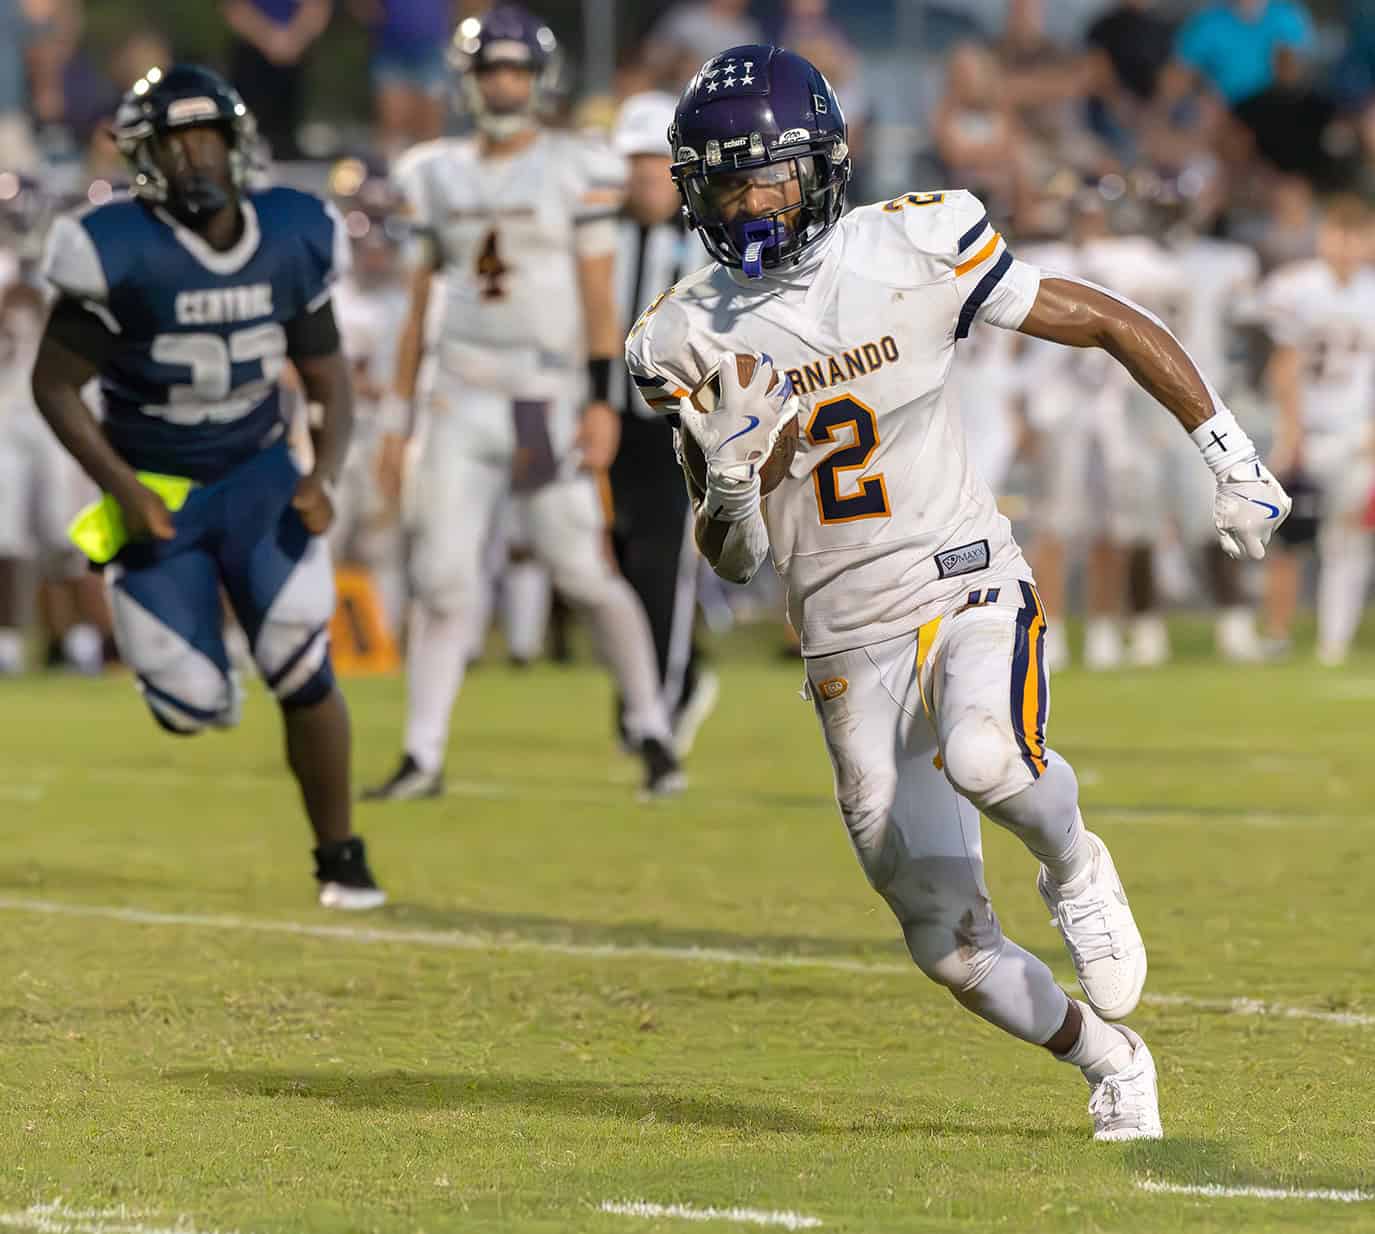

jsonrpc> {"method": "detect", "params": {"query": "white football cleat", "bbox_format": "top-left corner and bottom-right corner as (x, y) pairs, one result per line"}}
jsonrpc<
(1039, 832), (1147, 1021)
(1083, 619), (1123, 671)
(1089, 1026), (1163, 1142)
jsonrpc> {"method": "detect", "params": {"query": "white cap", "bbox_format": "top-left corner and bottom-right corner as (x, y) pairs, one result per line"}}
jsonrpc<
(613, 91), (677, 158)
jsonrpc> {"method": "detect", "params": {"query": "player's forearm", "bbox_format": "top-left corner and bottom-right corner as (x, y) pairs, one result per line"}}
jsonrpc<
(296, 352), (354, 482)
(695, 505), (769, 585)
(31, 374), (139, 499)
(577, 252), (620, 361)
(388, 266), (432, 429)
(1266, 348), (1304, 463)
(1021, 277), (1217, 431)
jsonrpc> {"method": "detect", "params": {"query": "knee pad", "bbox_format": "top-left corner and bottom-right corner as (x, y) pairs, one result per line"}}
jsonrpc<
(881, 863), (1005, 994)
(981, 751), (1080, 853)
(940, 711), (1028, 809)
(255, 622), (333, 706)
(137, 664), (240, 735)
(279, 655), (336, 710)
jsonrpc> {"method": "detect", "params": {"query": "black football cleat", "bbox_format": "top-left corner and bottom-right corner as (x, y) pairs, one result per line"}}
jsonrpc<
(315, 836), (387, 911)
(360, 753), (443, 802)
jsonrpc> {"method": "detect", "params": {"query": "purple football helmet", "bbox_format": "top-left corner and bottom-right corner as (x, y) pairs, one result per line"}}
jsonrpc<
(670, 45), (850, 278)
(448, 4), (560, 139)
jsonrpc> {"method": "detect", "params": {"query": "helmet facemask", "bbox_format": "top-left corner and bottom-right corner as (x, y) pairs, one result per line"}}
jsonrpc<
(675, 143), (849, 277)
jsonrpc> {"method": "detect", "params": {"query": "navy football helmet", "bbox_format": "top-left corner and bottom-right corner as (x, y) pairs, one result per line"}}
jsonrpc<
(112, 64), (257, 226)
(670, 45), (850, 277)
(448, 4), (560, 140)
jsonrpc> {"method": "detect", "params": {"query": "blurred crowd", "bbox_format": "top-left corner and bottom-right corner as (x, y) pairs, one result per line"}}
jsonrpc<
(2, 0), (1375, 676)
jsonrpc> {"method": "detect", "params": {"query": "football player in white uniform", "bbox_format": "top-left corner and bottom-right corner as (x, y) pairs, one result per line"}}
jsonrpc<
(367, 5), (682, 800)
(1259, 195), (1375, 666)
(629, 46), (1292, 1140)
(328, 165), (408, 633)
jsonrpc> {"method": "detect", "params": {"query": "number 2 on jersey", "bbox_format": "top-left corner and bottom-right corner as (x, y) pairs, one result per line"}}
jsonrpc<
(807, 395), (891, 524)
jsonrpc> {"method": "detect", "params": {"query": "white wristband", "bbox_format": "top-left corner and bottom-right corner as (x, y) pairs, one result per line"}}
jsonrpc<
(1190, 408), (1258, 477)
(704, 470), (761, 523)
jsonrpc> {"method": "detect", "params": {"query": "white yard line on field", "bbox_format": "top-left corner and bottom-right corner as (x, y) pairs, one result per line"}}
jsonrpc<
(0, 894), (1369, 1029)
(600, 1200), (822, 1229)
(0, 763), (1358, 827)
(1136, 1180), (1375, 1203)
(0, 1199), (245, 1234)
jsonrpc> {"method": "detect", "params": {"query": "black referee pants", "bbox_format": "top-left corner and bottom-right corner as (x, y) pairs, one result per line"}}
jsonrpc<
(609, 413), (701, 722)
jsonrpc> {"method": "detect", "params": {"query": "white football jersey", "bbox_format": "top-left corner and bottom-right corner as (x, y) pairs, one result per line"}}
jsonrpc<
(334, 277), (408, 404)
(1259, 258), (1375, 438)
(394, 132), (625, 392)
(627, 190), (1043, 655)
(1169, 238), (1258, 395)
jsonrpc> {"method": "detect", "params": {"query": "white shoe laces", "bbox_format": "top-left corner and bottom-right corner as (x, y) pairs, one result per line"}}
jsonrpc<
(1089, 1060), (1150, 1128)
(1054, 895), (1125, 965)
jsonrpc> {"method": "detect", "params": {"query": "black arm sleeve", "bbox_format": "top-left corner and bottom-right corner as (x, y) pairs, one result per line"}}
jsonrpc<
(285, 297), (341, 359)
(45, 295), (120, 370)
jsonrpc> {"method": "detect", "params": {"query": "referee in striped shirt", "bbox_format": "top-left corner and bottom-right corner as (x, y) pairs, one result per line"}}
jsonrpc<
(609, 93), (718, 756)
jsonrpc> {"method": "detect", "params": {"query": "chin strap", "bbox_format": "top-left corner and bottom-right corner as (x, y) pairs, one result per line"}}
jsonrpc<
(741, 218), (786, 279)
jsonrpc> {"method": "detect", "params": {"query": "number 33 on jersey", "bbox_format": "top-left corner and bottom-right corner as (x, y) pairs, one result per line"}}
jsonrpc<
(627, 188), (1046, 655)
(41, 185), (348, 482)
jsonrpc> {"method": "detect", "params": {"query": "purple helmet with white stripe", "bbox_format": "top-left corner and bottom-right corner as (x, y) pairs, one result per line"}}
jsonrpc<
(448, 4), (560, 139)
(670, 45), (850, 278)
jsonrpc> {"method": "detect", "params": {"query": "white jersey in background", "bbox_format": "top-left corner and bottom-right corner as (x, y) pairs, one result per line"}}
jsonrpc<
(628, 189), (1042, 655)
(1259, 259), (1375, 440)
(394, 131), (625, 401)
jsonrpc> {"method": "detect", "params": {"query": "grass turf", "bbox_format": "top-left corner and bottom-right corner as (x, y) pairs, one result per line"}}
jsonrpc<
(0, 624), (1372, 1233)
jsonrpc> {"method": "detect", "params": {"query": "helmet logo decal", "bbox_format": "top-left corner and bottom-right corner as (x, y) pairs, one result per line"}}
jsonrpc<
(813, 93), (828, 114)
(777, 127), (809, 145)
(167, 97), (219, 125)
(702, 58), (755, 93)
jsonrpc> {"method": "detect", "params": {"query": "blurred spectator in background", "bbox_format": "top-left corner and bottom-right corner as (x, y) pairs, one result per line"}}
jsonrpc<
(222, 0), (332, 159)
(778, 0), (871, 167)
(933, 43), (1030, 220)
(0, 0), (43, 170)
(349, 0), (449, 159)
(643, 0), (762, 89)
(1086, 0), (1175, 107)
(1160, 0), (1314, 108)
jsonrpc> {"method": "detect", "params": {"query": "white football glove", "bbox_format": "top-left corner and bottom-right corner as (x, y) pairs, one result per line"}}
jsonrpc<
(677, 353), (795, 486)
(1214, 458), (1292, 561)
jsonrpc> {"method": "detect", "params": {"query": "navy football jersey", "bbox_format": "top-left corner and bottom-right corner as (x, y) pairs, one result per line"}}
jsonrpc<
(41, 187), (348, 483)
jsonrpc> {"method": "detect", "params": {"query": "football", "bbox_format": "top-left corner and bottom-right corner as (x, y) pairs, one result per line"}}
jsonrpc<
(678, 353), (801, 502)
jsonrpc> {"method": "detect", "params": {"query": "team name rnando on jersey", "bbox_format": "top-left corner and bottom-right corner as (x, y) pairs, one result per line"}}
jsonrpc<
(174, 284), (274, 325)
(785, 335), (901, 396)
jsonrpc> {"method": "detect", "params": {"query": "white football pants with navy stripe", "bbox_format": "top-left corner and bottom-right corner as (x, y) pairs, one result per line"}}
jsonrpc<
(804, 579), (1083, 1045)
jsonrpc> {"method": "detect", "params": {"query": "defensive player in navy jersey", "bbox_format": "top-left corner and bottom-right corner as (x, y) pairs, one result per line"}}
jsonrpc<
(30, 65), (385, 910)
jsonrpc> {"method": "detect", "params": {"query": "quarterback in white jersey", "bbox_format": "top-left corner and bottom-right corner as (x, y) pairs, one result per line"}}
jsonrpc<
(630, 46), (1293, 1141)
(1259, 196), (1375, 665)
(365, 4), (681, 801)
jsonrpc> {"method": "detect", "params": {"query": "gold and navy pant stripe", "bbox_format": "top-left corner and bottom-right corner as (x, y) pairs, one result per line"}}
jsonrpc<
(1011, 581), (1049, 778)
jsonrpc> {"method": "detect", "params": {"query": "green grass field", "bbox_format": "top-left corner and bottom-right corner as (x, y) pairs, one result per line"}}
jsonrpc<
(1, 624), (1373, 1234)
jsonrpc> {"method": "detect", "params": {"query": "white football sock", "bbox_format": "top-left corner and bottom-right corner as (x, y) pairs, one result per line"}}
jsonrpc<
(1316, 526), (1372, 665)
(579, 576), (672, 745)
(501, 560), (552, 662)
(1083, 617), (1123, 670)
(0, 628), (23, 674)
(984, 752), (1092, 886)
(62, 623), (103, 674)
(403, 605), (471, 773)
(953, 937), (1073, 1045)
(1056, 999), (1135, 1083)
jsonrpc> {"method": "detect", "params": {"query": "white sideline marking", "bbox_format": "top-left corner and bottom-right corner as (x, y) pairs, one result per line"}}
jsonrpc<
(1136, 1180), (1375, 1203)
(0, 1199), (245, 1234)
(0, 763), (1361, 827)
(600, 1200), (822, 1229)
(0, 894), (1369, 1029)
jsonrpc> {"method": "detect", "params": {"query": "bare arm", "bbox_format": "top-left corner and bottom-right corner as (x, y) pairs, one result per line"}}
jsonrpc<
(31, 329), (175, 540)
(391, 260), (433, 412)
(294, 348), (353, 484)
(1016, 276), (1215, 431)
(575, 250), (622, 470)
(1266, 343), (1304, 472)
(32, 335), (137, 496)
